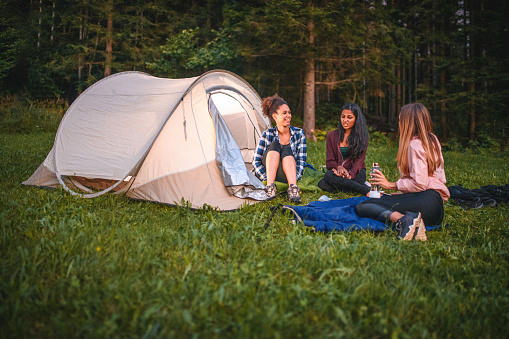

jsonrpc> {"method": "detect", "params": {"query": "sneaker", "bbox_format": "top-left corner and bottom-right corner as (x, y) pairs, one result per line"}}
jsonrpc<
(288, 184), (301, 203)
(394, 212), (422, 241)
(415, 219), (427, 241)
(266, 183), (277, 198)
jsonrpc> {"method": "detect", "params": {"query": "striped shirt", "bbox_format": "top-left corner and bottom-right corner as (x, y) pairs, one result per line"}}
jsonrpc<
(252, 125), (307, 181)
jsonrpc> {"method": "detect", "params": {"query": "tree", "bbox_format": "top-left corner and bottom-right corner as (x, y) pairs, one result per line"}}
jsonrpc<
(303, 7), (316, 142)
(147, 27), (241, 78)
(2, 0), (508, 147)
(104, 0), (114, 77)
(228, 0), (375, 140)
(0, 19), (22, 82)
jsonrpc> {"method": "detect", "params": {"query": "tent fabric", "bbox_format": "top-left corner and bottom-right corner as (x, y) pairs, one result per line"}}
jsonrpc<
(23, 70), (270, 210)
(209, 99), (266, 200)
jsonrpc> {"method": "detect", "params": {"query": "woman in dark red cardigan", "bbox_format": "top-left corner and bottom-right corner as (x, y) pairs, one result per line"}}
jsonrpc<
(318, 103), (370, 195)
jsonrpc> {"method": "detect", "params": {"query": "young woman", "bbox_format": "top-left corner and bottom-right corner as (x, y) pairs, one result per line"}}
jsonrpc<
(355, 103), (450, 241)
(252, 94), (307, 203)
(318, 103), (370, 195)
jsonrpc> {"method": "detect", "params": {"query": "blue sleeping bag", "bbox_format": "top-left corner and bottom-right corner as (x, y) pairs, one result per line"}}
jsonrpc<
(284, 196), (443, 233)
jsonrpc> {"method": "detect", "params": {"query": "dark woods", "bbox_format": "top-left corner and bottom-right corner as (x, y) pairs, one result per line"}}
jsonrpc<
(1, 0), (508, 147)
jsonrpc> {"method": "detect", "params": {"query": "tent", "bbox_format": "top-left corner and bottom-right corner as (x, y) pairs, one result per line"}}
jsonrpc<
(23, 70), (271, 210)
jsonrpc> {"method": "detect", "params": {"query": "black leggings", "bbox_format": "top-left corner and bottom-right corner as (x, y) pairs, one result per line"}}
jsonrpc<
(355, 189), (445, 226)
(262, 141), (294, 183)
(318, 169), (370, 195)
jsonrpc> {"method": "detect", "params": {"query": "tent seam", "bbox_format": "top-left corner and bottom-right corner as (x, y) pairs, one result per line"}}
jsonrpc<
(190, 86), (218, 195)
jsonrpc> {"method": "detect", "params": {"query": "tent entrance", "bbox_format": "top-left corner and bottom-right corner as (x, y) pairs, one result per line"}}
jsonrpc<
(209, 90), (260, 165)
(58, 174), (134, 197)
(208, 90), (267, 201)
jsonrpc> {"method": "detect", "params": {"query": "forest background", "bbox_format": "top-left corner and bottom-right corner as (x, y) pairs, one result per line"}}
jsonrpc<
(1, 0), (508, 148)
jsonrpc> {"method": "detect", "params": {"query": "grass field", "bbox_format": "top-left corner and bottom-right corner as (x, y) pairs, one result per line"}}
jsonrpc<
(1, 132), (509, 338)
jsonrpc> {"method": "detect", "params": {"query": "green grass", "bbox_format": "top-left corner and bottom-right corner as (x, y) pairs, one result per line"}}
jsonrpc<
(1, 132), (509, 338)
(0, 100), (66, 134)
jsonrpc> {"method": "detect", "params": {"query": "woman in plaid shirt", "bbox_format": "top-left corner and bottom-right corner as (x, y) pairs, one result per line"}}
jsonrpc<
(252, 94), (307, 203)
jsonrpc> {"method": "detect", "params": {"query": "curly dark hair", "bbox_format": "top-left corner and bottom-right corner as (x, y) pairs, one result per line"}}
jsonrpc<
(337, 103), (369, 159)
(261, 94), (288, 121)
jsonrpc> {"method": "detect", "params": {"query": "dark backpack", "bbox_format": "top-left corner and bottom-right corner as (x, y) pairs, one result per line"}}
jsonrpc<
(448, 184), (509, 209)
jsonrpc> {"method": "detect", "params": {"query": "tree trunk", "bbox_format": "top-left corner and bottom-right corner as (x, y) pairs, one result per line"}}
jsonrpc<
(467, 0), (476, 140)
(78, 12), (84, 94)
(303, 19), (316, 142)
(362, 43), (367, 112)
(440, 14), (448, 140)
(396, 64), (401, 118)
(389, 66), (395, 124)
(440, 68), (447, 139)
(402, 62), (406, 106)
(414, 52), (417, 101)
(37, 0), (42, 48)
(407, 59), (411, 104)
(51, 1), (55, 42)
(469, 82), (475, 140)
(303, 57), (316, 142)
(105, 0), (114, 77)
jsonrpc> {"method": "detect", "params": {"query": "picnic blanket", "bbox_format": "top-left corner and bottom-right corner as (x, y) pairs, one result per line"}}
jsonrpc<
(284, 196), (443, 233)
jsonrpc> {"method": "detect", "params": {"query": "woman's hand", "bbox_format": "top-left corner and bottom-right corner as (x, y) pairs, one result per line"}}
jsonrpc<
(332, 166), (351, 179)
(370, 169), (397, 190)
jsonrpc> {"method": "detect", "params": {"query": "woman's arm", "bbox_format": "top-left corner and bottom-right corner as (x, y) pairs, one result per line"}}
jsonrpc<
(252, 131), (269, 181)
(370, 139), (429, 192)
(396, 139), (429, 193)
(346, 139), (368, 179)
(369, 169), (398, 191)
(325, 130), (340, 170)
(294, 129), (307, 180)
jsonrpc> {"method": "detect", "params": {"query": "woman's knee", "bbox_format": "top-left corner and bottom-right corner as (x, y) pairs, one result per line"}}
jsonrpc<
(324, 170), (339, 182)
(354, 202), (370, 217)
(318, 179), (335, 193)
(266, 150), (281, 162)
(355, 201), (392, 222)
(282, 155), (296, 167)
(353, 170), (366, 184)
(262, 142), (281, 168)
(266, 141), (282, 153)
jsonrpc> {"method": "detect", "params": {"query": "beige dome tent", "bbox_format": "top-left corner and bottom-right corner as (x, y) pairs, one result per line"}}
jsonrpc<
(23, 70), (270, 210)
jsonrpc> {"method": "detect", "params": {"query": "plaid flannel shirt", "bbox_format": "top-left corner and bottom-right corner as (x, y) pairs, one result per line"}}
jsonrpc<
(252, 125), (307, 182)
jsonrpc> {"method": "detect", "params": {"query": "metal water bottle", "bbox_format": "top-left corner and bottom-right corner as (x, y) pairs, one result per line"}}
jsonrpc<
(370, 163), (380, 192)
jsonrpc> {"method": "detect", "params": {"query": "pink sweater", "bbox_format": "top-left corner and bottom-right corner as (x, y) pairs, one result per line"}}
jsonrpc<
(396, 136), (450, 201)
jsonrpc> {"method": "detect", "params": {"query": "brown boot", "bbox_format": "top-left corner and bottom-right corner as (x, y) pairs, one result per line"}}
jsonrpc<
(266, 183), (277, 198)
(287, 184), (301, 203)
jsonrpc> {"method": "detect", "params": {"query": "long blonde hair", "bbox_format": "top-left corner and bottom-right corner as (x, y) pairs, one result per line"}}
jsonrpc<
(397, 103), (442, 176)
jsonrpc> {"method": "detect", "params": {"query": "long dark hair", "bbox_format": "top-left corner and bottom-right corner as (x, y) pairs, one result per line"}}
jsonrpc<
(337, 103), (369, 158)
